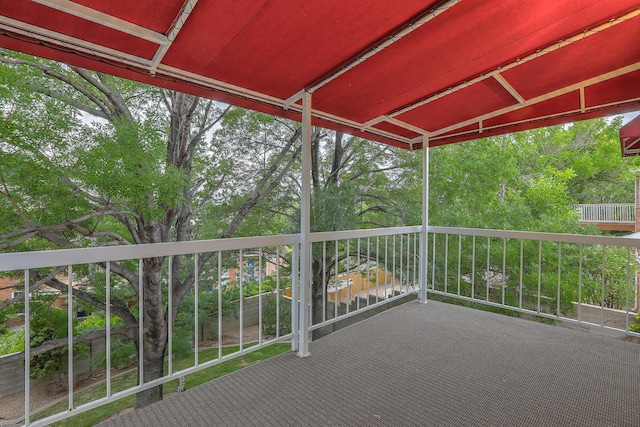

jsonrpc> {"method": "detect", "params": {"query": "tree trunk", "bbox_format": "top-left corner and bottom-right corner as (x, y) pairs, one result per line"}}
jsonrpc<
(134, 258), (168, 408)
(311, 258), (333, 340)
(134, 352), (165, 409)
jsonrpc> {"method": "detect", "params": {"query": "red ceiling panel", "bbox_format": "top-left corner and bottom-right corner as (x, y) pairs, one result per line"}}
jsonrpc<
(161, 0), (270, 75)
(395, 79), (516, 133)
(483, 92), (581, 129)
(313, 0), (639, 123)
(584, 70), (640, 109)
(502, 18), (640, 100)
(0, 0), (639, 150)
(195, 0), (436, 99)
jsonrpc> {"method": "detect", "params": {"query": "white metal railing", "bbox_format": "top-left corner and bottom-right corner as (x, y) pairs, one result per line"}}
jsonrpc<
(0, 227), (419, 426)
(576, 203), (635, 223)
(308, 226), (422, 331)
(426, 226), (640, 335)
(3, 225), (640, 425)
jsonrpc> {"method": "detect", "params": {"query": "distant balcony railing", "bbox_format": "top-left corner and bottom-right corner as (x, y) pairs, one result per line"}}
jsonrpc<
(576, 203), (635, 223)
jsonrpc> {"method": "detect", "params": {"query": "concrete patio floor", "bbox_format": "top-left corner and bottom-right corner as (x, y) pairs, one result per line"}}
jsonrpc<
(99, 299), (640, 426)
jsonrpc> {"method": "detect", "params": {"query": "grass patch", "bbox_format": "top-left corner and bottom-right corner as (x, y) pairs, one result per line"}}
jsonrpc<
(34, 343), (290, 427)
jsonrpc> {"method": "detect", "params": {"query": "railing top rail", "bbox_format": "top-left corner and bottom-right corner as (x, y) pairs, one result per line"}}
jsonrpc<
(575, 203), (634, 207)
(0, 234), (301, 272)
(0, 226), (425, 272)
(310, 225), (422, 243)
(3, 224), (640, 272)
(428, 226), (640, 247)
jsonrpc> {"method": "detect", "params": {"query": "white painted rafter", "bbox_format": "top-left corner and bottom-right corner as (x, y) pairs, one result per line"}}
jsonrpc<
(150, 0), (199, 75)
(428, 61), (640, 139)
(361, 7), (640, 138)
(0, 15), (153, 68)
(32, 0), (167, 44)
(385, 117), (430, 136)
(283, 0), (462, 106)
(494, 73), (526, 106)
(389, 6), (640, 120)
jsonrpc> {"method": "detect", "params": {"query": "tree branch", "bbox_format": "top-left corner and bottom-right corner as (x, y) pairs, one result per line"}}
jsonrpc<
(0, 327), (138, 364)
(71, 68), (132, 121)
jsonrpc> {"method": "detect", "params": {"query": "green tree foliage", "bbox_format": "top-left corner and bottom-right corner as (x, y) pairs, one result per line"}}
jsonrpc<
(305, 131), (421, 327)
(0, 50), (300, 408)
(428, 118), (640, 313)
(429, 118), (639, 231)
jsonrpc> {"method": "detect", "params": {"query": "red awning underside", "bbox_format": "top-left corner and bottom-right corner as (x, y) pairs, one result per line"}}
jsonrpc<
(621, 114), (640, 156)
(1, 0), (639, 150)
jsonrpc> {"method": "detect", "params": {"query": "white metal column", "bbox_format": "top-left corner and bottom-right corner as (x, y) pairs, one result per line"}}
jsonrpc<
(419, 135), (429, 304)
(298, 91), (312, 357)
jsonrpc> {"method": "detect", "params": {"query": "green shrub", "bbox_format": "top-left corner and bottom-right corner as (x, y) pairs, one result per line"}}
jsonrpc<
(262, 292), (291, 336)
(0, 329), (25, 355)
(631, 314), (640, 333)
(76, 314), (136, 369)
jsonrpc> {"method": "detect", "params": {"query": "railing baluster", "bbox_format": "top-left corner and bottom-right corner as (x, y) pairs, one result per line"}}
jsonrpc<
(376, 236), (380, 304)
(392, 236), (396, 298)
(346, 239), (351, 314)
(334, 240), (339, 319)
(357, 238), (361, 311)
(194, 253), (199, 366)
(138, 259), (144, 387)
(626, 247), (631, 332)
(291, 244), (299, 351)
(471, 236), (476, 300)
(406, 233), (410, 292)
(457, 235), (462, 296)
(444, 234), (449, 294)
(106, 262), (111, 398)
(578, 244), (583, 323)
(601, 245), (605, 327)
(218, 251), (223, 359)
(399, 235), (403, 297)
(519, 241), (523, 310)
(322, 242), (327, 323)
(431, 233), (436, 291)
(413, 233), (418, 291)
(502, 238), (506, 306)
(557, 243), (561, 317)
(67, 265), (74, 412)
(24, 269), (30, 426)
(367, 237), (371, 306)
(193, 253), (200, 366)
(385, 235), (388, 298)
(239, 249), (244, 351)
(275, 247), (280, 340)
(258, 248), (263, 344)
(537, 242), (542, 313)
(486, 237), (491, 302)
(168, 256), (173, 375)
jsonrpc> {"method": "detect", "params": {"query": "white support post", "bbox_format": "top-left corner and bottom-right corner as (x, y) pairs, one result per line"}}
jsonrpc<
(419, 135), (429, 304)
(298, 91), (312, 357)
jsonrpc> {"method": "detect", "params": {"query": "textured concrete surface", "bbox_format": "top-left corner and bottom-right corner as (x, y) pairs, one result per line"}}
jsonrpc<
(99, 300), (640, 427)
